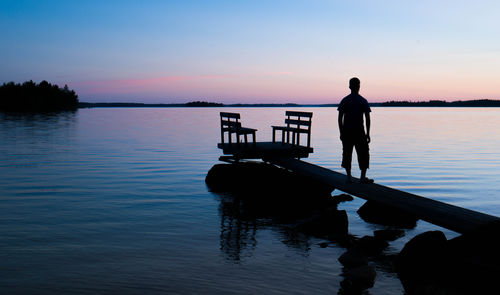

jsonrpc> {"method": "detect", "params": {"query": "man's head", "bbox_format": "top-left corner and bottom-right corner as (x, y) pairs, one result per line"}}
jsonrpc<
(349, 77), (360, 94)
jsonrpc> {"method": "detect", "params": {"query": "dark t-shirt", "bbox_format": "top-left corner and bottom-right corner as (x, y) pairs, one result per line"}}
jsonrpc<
(337, 93), (371, 131)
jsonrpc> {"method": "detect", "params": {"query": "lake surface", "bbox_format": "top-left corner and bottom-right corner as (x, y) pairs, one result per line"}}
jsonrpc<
(1, 107), (500, 294)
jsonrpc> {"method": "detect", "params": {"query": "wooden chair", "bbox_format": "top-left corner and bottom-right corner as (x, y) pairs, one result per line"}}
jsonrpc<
(272, 111), (312, 147)
(220, 112), (257, 145)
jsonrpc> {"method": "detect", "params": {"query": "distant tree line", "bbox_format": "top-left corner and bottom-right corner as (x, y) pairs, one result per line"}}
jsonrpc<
(185, 101), (224, 107)
(0, 80), (79, 112)
(379, 99), (500, 107)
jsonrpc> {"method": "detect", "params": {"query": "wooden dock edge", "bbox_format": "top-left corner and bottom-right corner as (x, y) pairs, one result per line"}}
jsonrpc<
(266, 158), (500, 234)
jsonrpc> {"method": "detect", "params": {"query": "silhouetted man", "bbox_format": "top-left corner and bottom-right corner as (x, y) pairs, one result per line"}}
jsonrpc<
(338, 77), (372, 183)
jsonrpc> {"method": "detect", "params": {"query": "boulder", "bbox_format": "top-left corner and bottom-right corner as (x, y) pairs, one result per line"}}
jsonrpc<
(206, 162), (333, 198)
(443, 221), (500, 293)
(332, 193), (354, 204)
(396, 226), (500, 294)
(206, 162), (336, 220)
(357, 201), (418, 228)
(338, 248), (369, 267)
(396, 231), (447, 289)
(340, 265), (377, 291)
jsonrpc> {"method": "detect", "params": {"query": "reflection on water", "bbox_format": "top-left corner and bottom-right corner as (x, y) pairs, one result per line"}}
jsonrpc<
(218, 194), (258, 262)
(1, 107), (499, 294)
(0, 111), (77, 135)
(217, 193), (316, 263)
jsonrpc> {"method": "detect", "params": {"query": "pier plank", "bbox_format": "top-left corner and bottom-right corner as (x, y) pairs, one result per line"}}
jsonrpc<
(267, 158), (500, 233)
(218, 142), (313, 160)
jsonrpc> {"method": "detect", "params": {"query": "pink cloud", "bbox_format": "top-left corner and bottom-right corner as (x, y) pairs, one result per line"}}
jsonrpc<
(73, 75), (238, 95)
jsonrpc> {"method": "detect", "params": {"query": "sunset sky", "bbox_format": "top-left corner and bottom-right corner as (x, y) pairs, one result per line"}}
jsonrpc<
(1, 0), (499, 103)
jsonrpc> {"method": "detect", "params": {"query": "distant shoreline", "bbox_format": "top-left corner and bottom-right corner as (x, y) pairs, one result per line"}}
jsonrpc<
(79, 99), (500, 108)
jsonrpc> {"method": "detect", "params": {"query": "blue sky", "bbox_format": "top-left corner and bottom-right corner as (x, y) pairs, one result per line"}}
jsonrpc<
(1, 0), (499, 103)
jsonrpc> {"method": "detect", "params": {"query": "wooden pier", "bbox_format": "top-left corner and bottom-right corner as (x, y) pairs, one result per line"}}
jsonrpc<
(218, 142), (313, 161)
(216, 110), (499, 234)
(266, 158), (500, 234)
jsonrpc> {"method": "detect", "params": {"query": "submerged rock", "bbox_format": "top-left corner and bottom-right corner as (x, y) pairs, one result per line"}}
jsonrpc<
(357, 200), (418, 228)
(338, 248), (369, 267)
(319, 242), (329, 248)
(354, 235), (389, 256)
(373, 229), (405, 241)
(340, 265), (377, 292)
(296, 208), (348, 237)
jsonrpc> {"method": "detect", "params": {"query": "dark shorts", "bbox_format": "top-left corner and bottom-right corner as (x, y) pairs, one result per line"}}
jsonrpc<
(341, 130), (369, 170)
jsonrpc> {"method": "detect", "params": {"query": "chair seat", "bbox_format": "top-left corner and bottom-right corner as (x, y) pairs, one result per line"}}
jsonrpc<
(231, 126), (257, 134)
(272, 126), (308, 133)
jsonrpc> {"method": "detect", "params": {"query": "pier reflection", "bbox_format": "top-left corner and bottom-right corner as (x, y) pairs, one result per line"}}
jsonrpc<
(207, 162), (345, 262)
(218, 194), (258, 262)
(216, 193), (314, 262)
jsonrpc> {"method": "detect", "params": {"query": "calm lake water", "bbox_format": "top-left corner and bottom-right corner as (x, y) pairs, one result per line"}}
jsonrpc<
(1, 107), (500, 294)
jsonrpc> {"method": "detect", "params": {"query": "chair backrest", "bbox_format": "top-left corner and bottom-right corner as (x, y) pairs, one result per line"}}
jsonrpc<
(285, 111), (313, 147)
(220, 112), (241, 143)
(285, 111), (312, 129)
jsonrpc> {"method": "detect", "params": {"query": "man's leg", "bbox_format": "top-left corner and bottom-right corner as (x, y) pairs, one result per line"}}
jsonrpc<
(355, 136), (372, 183)
(342, 139), (354, 183)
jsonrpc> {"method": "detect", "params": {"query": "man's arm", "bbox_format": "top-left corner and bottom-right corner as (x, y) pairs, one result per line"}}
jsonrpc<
(365, 112), (371, 143)
(338, 111), (344, 140)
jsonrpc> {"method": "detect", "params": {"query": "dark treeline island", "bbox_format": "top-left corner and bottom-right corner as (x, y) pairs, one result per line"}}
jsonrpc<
(0, 80), (79, 112)
(80, 99), (500, 108)
(2, 80), (499, 111)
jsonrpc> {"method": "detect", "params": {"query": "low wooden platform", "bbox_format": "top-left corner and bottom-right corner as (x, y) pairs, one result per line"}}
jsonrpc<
(267, 158), (500, 234)
(218, 142), (313, 160)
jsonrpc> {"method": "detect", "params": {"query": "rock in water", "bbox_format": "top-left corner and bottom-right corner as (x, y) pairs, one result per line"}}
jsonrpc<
(354, 235), (389, 256)
(357, 200), (418, 228)
(444, 220), (500, 293)
(296, 208), (348, 237)
(206, 162), (332, 198)
(206, 162), (340, 222)
(338, 248), (369, 267)
(340, 265), (377, 292)
(332, 193), (354, 204)
(396, 231), (447, 291)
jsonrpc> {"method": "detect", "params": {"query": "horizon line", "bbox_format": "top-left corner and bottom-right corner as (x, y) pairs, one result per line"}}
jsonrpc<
(78, 99), (500, 108)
